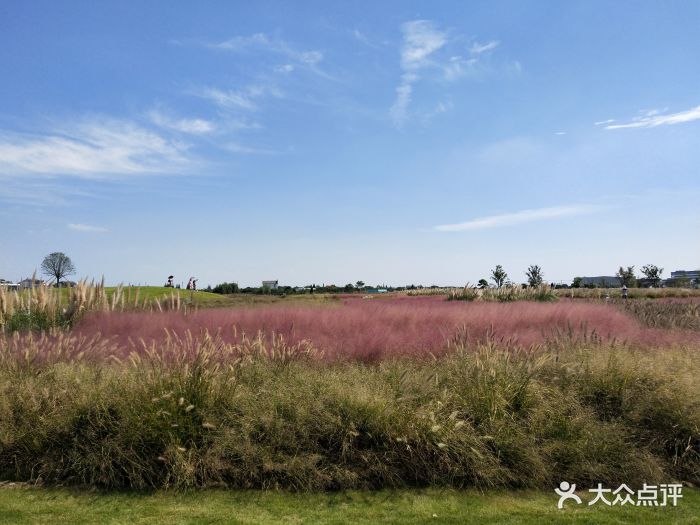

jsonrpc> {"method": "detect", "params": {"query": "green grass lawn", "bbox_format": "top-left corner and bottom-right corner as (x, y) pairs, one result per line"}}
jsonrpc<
(1, 487), (698, 525)
(103, 287), (339, 309)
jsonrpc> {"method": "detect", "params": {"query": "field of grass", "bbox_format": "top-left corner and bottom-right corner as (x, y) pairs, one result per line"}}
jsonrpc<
(2, 486), (698, 524)
(406, 286), (700, 301)
(71, 297), (700, 360)
(2, 285), (699, 505)
(1, 331), (699, 490)
(100, 287), (338, 308)
(0, 283), (339, 334)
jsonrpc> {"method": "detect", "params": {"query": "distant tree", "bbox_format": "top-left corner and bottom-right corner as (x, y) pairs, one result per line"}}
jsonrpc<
(490, 265), (508, 288)
(477, 279), (489, 289)
(355, 281), (365, 289)
(344, 283), (355, 292)
(641, 264), (663, 287)
(525, 265), (544, 287)
(572, 276), (583, 288)
(212, 282), (239, 294)
(41, 252), (75, 287)
(616, 266), (637, 287)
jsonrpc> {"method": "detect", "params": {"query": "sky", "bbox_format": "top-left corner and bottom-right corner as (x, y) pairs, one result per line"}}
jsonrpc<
(0, 0), (699, 287)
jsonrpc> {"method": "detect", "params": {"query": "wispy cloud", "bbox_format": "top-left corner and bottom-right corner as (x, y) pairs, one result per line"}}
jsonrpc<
(434, 204), (597, 232)
(390, 22), (503, 127)
(197, 88), (259, 111)
(391, 20), (448, 127)
(148, 109), (215, 134)
(195, 85), (283, 112)
(203, 33), (330, 78)
(68, 223), (108, 233)
(0, 118), (192, 178)
(604, 104), (700, 130)
(352, 29), (381, 49)
(470, 40), (499, 55)
(273, 64), (295, 73)
(399, 20), (448, 71)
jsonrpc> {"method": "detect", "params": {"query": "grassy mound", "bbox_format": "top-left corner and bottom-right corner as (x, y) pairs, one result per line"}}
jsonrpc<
(0, 333), (698, 490)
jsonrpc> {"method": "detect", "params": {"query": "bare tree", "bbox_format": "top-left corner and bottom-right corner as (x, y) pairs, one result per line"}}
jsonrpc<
(525, 265), (544, 287)
(41, 252), (75, 287)
(490, 265), (508, 288)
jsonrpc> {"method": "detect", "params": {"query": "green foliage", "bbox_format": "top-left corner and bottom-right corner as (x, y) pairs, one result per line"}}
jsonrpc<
(641, 264), (664, 287)
(617, 266), (637, 287)
(525, 265), (544, 287)
(1, 334), (698, 490)
(211, 281), (239, 294)
(490, 265), (508, 289)
(448, 284), (557, 302)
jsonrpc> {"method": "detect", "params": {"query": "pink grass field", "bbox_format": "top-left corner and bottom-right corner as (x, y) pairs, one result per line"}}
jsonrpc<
(71, 296), (700, 360)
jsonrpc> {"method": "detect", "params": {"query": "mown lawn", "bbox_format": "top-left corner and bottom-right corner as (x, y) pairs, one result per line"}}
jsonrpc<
(1, 487), (698, 525)
(101, 287), (339, 308)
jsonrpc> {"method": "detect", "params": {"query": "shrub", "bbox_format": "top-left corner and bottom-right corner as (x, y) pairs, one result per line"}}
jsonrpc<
(0, 331), (698, 490)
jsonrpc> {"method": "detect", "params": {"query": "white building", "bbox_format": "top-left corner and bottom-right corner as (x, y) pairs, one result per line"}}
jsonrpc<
(262, 280), (279, 290)
(0, 278), (20, 291)
(19, 278), (45, 290)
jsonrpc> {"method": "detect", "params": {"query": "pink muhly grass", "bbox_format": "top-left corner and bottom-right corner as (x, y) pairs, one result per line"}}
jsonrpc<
(70, 296), (700, 361)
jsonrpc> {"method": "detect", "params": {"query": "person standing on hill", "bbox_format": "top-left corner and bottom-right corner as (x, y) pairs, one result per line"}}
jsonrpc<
(621, 284), (628, 300)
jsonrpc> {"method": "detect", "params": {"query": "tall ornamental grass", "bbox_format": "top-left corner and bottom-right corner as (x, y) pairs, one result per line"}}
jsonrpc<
(71, 298), (699, 360)
(0, 331), (698, 490)
(0, 280), (187, 333)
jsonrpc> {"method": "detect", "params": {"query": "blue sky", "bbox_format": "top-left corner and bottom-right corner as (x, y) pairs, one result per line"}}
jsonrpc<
(1, 1), (698, 287)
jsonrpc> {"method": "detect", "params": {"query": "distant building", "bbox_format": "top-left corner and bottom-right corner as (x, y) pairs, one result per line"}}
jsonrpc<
(579, 276), (622, 287)
(262, 280), (279, 290)
(670, 270), (700, 281)
(19, 278), (45, 290)
(0, 278), (20, 291)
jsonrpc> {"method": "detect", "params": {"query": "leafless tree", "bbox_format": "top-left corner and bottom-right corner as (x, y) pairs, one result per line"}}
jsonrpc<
(41, 252), (75, 287)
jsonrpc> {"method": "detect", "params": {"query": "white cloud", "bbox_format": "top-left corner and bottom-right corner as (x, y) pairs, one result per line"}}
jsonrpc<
(208, 33), (271, 51)
(605, 104), (700, 130)
(391, 21), (503, 126)
(400, 20), (447, 70)
(206, 33), (330, 78)
(68, 223), (108, 233)
(594, 119), (615, 126)
(390, 78), (414, 126)
(352, 29), (379, 48)
(196, 85), (283, 112)
(274, 64), (295, 73)
(391, 20), (448, 127)
(421, 101), (453, 123)
(443, 55), (479, 81)
(0, 118), (192, 178)
(148, 109), (215, 134)
(555, 131), (566, 135)
(434, 205), (597, 232)
(470, 40), (499, 55)
(198, 87), (259, 111)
